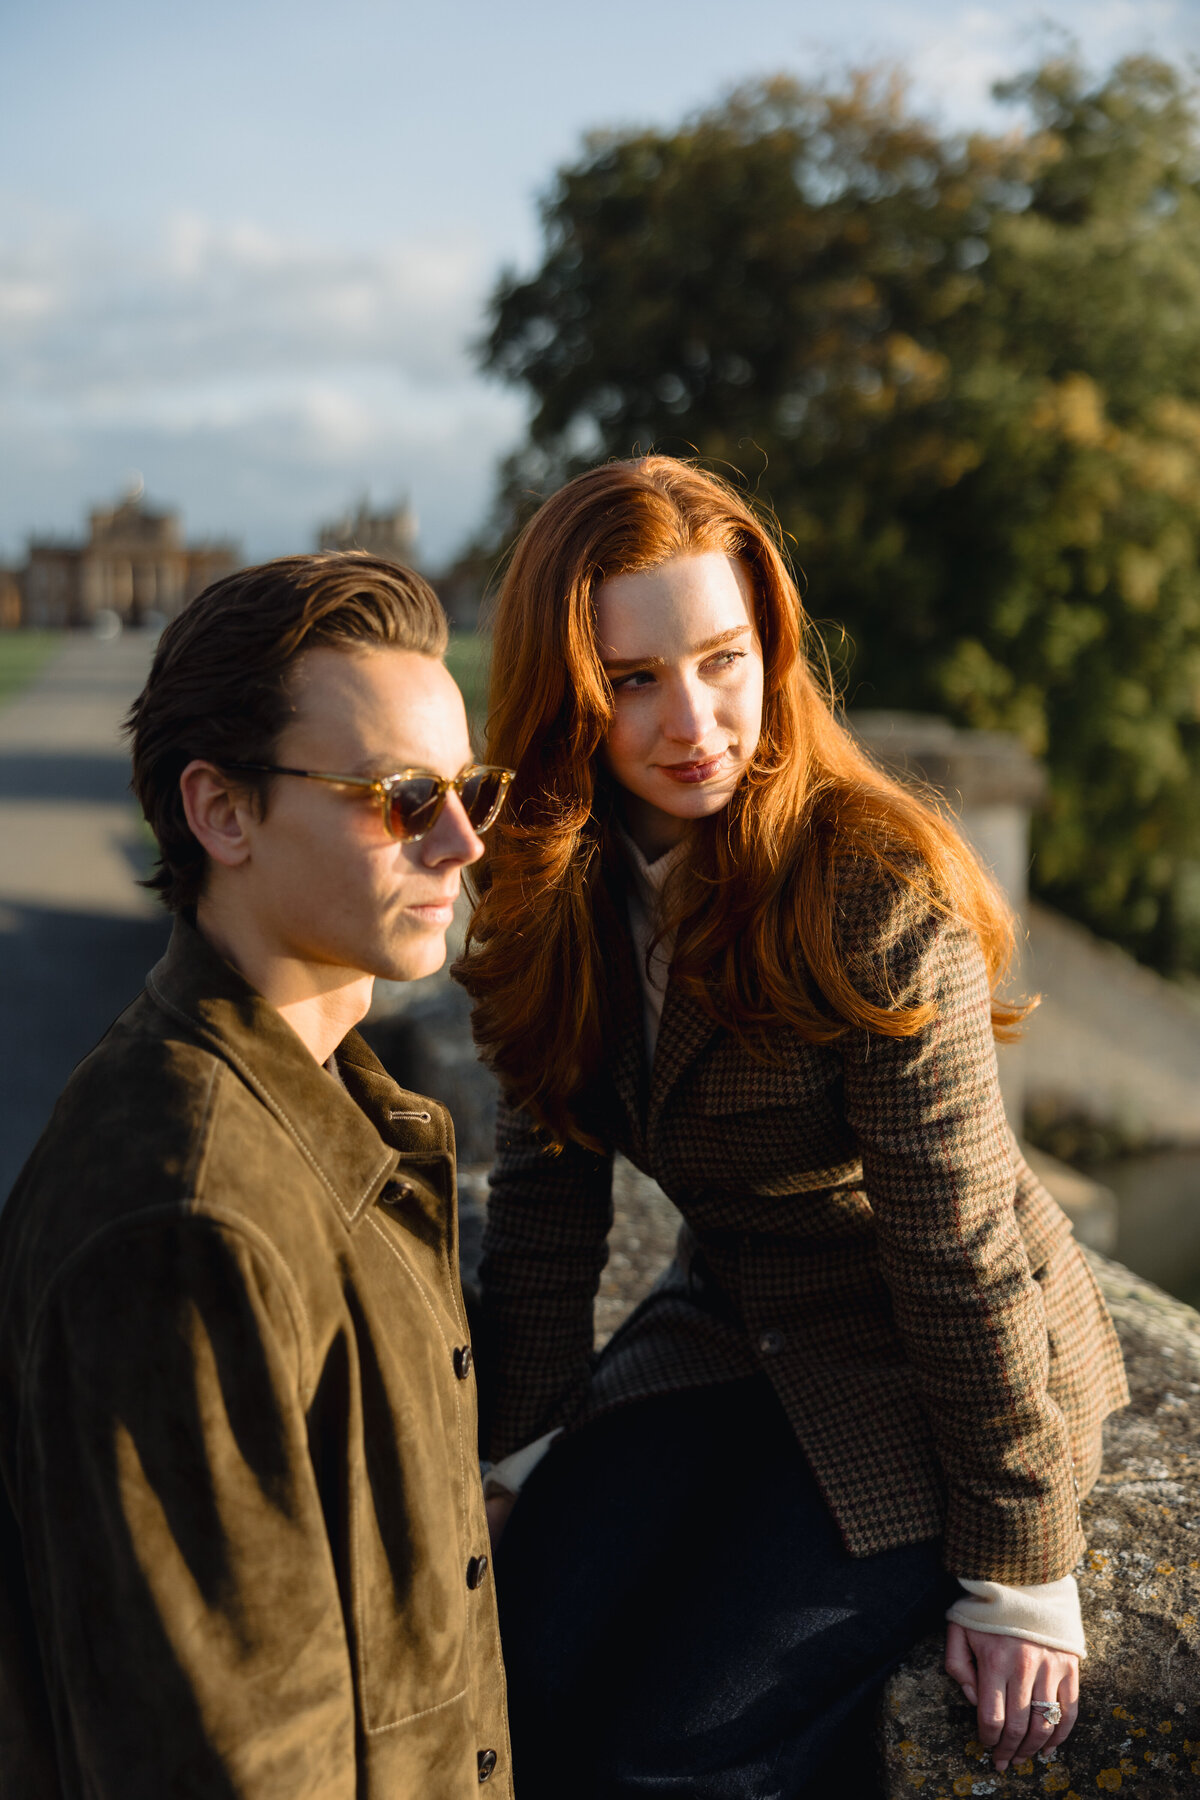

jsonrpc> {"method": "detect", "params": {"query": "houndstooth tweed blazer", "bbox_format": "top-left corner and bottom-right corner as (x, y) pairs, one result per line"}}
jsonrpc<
(477, 861), (1129, 1584)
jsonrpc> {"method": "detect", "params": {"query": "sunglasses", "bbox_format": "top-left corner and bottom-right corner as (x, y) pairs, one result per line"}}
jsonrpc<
(224, 761), (514, 843)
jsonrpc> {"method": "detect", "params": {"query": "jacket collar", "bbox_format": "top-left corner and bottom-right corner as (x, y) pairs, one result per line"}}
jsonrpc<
(144, 916), (408, 1226)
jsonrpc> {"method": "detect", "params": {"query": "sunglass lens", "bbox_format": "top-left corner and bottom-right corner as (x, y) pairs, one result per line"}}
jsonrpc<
(387, 776), (443, 839)
(459, 769), (508, 831)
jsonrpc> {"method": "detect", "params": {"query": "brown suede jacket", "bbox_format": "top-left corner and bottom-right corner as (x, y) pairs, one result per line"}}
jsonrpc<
(0, 919), (510, 1799)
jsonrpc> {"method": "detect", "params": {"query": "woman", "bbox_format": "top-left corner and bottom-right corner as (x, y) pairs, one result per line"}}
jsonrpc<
(455, 457), (1127, 1797)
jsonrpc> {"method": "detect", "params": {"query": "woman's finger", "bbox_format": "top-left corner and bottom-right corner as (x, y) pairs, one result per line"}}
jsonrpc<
(943, 1623), (978, 1703)
(1007, 1671), (1061, 1768)
(974, 1668), (1009, 1753)
(1043, 1669), (1080, 1754)
(991, 1666), (1036, 1771)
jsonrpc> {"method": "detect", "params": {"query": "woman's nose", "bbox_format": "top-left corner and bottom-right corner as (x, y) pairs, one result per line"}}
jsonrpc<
(660, 675), (713, 745)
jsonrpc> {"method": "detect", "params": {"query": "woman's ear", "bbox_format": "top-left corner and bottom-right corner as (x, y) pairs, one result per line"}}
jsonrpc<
(179, 760), (256, 870)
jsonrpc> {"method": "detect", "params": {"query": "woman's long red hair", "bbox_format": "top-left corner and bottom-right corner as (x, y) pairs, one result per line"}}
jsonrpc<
(455, 456), (1026, 1145)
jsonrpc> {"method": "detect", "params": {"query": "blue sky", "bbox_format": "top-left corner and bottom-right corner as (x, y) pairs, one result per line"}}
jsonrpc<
(2, 0), (1197, 567)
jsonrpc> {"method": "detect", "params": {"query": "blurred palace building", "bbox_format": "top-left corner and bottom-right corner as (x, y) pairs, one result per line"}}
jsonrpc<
(315, 495), (418, 565)
(2, 485), (241, 630)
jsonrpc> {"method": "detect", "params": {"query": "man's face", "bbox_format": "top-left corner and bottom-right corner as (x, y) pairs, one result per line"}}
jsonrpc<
(235, 645), (483, 985)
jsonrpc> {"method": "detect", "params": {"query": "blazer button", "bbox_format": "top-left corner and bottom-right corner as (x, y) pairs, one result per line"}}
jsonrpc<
(477, 1748), (498, 1782)
(466, 1554), (489, 1590)
(453, 1344), (473, 1380)
(757, 1328), (786, 1357)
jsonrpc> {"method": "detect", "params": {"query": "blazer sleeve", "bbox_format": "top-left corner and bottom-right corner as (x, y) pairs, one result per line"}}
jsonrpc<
(18, 1214), (357, 1800)
(479, 1097), (615, 1461)
(838, 874), (1085, 1584)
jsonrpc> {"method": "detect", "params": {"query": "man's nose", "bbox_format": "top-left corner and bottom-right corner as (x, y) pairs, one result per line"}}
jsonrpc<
(423, 789), (485, 866)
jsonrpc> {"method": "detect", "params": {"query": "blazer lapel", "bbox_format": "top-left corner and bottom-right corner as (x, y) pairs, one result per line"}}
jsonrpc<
(603, 912), (650, 1158)
(647, 971), (719, 1135)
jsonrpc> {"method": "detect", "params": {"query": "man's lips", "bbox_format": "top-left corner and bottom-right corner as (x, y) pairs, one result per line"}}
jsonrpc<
(658, 754), (727, 784)
(406, 894), (458, 923)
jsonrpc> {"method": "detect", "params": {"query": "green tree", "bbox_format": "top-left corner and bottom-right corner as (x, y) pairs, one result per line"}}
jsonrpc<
(480, 56), (1200, 972)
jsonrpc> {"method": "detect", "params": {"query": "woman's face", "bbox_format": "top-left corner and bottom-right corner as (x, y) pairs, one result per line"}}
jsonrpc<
(594, 551), (764, 859)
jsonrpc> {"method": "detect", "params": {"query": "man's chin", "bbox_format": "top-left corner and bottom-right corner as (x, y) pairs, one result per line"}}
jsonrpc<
(375, 936), (449, 985)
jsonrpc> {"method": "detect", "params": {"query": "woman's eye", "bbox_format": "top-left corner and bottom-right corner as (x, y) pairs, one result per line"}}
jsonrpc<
(705, 650), (746, 675)
(611, 669), (655, 692)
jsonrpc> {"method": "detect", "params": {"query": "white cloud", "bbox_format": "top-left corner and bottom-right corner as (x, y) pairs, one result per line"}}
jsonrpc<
(0, 202), (524, 564)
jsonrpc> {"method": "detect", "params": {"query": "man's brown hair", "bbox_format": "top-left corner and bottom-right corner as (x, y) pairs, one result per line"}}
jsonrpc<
(127, 552), (449, 912)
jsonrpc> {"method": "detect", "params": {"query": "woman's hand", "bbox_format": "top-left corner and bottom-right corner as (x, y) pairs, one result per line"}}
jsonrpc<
(485, 1492), (516, 1551)
(945, 1624), (1079, 1772)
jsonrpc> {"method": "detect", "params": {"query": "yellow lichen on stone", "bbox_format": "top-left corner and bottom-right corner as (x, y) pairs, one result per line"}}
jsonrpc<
(1110, 1706), (1130, 1721)
(964, 1739), (986, 1759)
(1181, 1612), (1196, 1628)
(1088, 1551), (1109, 1572)
(1014, 1756), (1034, 1774)
(898, 1740), (923, 1764)
(1157, 1720), (1174, 1733)
(1096, 1771), (1122, 1790)
(1041, 1769), (1071, 1793)
(1156, 1563), (1175, 1575)
(953, 1777), (975, 1796)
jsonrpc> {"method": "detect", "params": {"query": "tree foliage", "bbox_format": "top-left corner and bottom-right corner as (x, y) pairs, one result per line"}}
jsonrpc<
(480, 55), (1200, 972)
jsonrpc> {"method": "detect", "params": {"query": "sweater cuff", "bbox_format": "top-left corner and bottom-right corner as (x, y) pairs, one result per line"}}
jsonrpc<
(946, 1575), (1086, 1658)
(482, 1429), (561, 1501)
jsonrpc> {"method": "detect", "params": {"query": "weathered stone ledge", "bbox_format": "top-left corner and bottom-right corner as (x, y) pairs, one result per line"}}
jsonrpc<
(881, 1254), (1200, 1799)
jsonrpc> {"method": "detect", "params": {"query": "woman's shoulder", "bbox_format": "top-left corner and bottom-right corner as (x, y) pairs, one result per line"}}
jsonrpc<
(822, 848), (966, 1011)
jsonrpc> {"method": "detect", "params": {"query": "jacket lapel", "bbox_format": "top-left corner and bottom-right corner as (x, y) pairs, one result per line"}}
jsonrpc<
(647, 973), (719, 1134)
(603, 912), (650, 1159)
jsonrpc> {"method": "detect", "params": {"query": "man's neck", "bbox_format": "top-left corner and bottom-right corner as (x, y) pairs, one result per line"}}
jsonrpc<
(195, 900), (374, 1066)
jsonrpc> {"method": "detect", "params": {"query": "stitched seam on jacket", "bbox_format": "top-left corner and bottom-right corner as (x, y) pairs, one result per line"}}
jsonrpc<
(145, 973), (393, 1222)
(21, 1206), (312, 1438)
(365, 1683), (470, 1736)
(184, 1057), (221, 1195)
(361, 1209), (471, 1728)
(363, 1214), (466, 1484)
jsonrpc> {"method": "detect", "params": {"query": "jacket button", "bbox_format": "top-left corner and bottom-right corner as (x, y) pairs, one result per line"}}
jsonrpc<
(466, 1554), (489, 1590)
(477, 1749), (498, 1782)
(757, 1328), (786, 1357)
(453, 1344), (473, 1380)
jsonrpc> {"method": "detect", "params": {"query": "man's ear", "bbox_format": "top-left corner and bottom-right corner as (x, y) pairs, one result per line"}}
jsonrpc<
(179, 761), (257, 870)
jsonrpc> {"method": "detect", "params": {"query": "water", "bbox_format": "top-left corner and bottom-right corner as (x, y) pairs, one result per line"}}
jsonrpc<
(1095, 1149), (1200, 1311)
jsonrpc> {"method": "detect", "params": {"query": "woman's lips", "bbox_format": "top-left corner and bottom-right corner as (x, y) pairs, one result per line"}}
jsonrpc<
(659, 754), (726, 785)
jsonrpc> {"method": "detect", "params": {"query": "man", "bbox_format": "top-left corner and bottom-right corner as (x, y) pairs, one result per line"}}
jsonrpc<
(0, 555), (514, 1797)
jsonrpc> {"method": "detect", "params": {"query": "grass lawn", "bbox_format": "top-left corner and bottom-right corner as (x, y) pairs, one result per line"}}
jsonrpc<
(445, 631), (491, 738)
(0, 632), (62, 708)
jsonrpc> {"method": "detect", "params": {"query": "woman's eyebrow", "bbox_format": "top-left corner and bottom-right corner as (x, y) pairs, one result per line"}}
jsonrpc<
(602, 625), (751, 672)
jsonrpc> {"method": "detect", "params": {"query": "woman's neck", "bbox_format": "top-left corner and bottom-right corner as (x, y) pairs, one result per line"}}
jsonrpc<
(619, 793), (691, 865)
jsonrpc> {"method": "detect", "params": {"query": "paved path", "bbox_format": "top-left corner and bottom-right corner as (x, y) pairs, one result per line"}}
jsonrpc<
(0, 633), (170, 1197)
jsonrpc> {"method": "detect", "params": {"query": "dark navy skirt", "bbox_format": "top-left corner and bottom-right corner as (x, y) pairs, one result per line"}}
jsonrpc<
(494, 1375), (956, 1798)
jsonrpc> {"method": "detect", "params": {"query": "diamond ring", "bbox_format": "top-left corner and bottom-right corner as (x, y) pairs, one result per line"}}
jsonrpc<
(1031, 1700), (1063, 1728)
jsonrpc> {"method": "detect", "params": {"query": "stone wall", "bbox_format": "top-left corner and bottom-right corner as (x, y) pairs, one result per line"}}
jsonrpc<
(881, 1253), (1200, 1799)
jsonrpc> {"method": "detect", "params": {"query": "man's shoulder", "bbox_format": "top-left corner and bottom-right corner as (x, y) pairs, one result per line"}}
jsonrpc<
(1, 994), (313, 1318)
